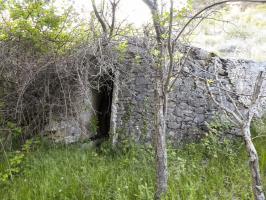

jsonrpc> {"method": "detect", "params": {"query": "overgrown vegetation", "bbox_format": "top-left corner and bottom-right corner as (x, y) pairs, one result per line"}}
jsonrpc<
(0, 119), (266, 200)
(0, 0), (86, 54)
(1, 0), (266, 199)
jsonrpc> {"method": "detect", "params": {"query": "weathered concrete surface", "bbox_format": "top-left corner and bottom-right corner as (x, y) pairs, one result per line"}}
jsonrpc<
(43, 87), (100, 144)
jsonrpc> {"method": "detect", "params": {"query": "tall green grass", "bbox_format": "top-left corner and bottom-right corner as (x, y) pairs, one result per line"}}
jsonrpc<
(1, 123), (266, 200)
(0, 136), (265, 200)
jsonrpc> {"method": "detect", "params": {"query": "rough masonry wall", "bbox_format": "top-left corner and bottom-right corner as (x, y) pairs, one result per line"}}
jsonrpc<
(115, 57), (156, 143)
(115, 45), (266, 143)
(41, 42), (266, 144)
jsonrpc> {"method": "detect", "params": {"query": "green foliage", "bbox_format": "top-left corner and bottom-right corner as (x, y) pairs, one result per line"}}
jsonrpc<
(200, 118), (236, 160)
(0, 139), (36, 184)
(0, 0), (83, 54)
(173, 52), (183, 62)
(0, 134), (265, 200)
(117, 41), (128, 53)
(116, 40), (129, 62)
(117, 24), (136, 37)
(251, 116), (266, 137)
(158, 1), (192, 28)
(151, 48), (160, 57)
(0, 119), (23, 151)
(207, 117), (232, 133)
(251, 117), (266, 171)
(6, 122), (22, 137)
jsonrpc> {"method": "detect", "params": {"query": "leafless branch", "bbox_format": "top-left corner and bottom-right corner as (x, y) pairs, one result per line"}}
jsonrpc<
(174, 0), (266, 43)
(91, 0), (108, 34)
(251, 71), (264, 104)
(205, 80), (243, 125)
(164, 0), (174, 93)
(109, 0), (120, 38)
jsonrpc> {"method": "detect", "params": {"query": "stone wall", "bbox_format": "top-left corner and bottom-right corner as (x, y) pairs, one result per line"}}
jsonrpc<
(42, 43), (266, 144)
(113, 45), (266, 143)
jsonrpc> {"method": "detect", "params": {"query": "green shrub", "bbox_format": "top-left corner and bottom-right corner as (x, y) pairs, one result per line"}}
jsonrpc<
(0, 118), (266, 200)
(0, 139), (36, 184)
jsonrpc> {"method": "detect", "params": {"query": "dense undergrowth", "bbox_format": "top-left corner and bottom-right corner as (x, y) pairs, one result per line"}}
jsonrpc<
(0, 128), (266, 200)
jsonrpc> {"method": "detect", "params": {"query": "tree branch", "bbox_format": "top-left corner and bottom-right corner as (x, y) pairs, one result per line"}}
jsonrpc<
(91, 0), (107, 34)
(142, 0), (155, 10)
(164, 0), (174, 93)
(206, 80), (243, 125)
(142, 0), (163, 44)
(174, 0), (266, 43)
(251, 71), (264, 104)
(109, 0), (120, 38)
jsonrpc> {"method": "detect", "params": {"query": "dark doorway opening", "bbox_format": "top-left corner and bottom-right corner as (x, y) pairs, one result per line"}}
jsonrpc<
(92, 73), (114, 142)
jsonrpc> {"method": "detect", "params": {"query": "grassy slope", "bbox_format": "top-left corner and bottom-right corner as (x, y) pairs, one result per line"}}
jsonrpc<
(0, 135), (266, 200)
(192, 4), (266, 62)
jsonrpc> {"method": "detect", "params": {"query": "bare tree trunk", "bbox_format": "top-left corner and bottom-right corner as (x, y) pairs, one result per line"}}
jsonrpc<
(154, 79), (168, 200)
(242, 123), (265, 200)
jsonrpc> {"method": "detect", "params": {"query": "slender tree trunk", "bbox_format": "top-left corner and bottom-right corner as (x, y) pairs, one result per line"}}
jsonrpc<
(154, 78), (168, 200)
(242, 123), (265, 200)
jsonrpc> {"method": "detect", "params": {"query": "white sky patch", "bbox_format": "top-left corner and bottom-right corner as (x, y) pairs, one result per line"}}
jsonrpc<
(54, 0), (188, 27)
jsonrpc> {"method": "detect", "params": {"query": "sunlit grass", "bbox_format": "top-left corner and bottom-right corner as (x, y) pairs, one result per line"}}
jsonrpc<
(0, 134), (266, 200)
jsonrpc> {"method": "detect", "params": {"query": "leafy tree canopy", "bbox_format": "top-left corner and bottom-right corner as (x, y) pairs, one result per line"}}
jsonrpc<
(0, 0), (85, 54)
